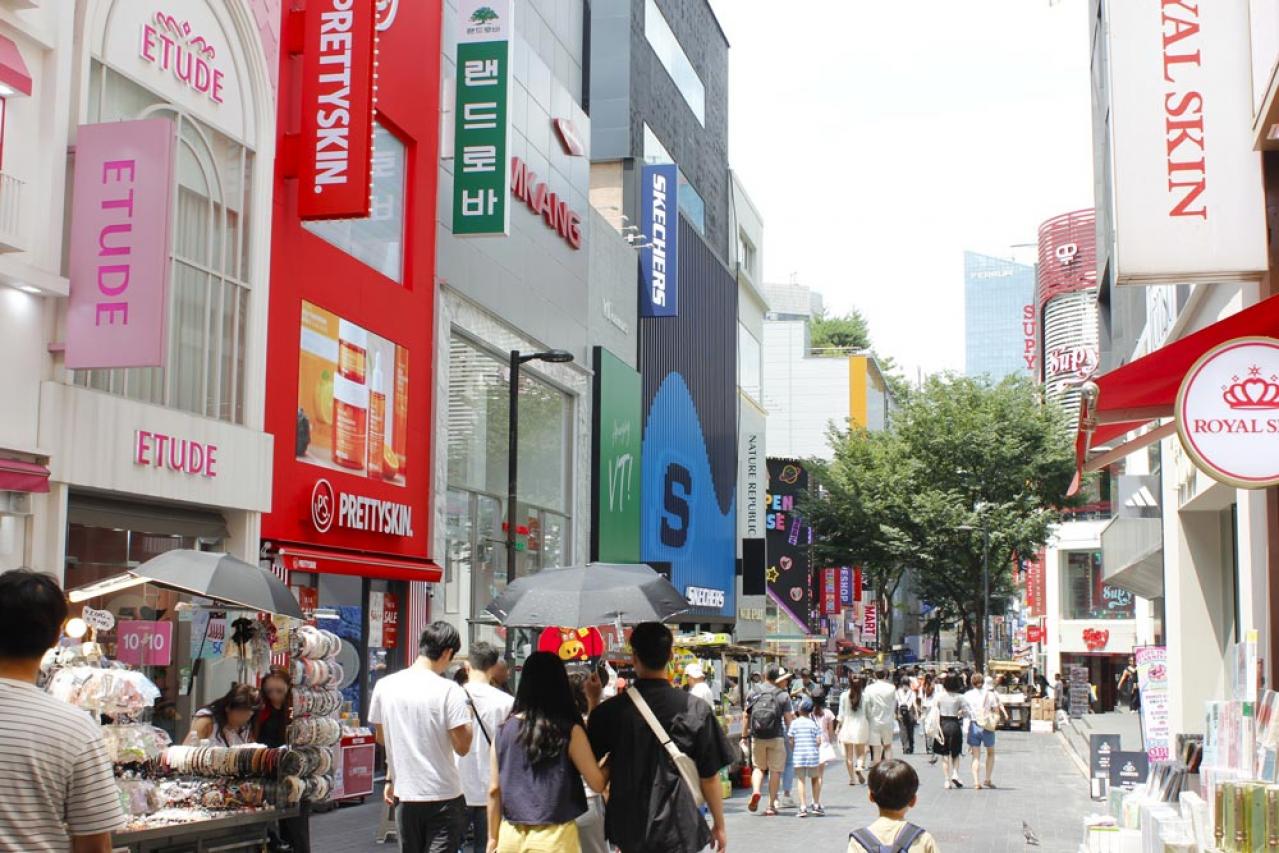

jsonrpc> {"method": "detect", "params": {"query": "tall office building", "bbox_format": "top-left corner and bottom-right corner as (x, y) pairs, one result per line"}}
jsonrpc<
(963, 251), (1037, 380)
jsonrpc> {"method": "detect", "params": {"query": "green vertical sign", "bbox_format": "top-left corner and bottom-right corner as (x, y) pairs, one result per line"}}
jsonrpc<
(452, 1), (512, 236)
(592, 348), (642, 563)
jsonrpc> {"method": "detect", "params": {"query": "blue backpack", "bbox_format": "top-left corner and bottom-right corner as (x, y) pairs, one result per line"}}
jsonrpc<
(849, 823), (926, 853)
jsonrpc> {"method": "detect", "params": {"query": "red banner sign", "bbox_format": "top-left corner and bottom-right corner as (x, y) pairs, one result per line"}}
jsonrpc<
(381, 591), (399, 649)
(1027, 624), (1044, 644)
(853, 566), (863, 602)
(298, 0), (378, 220)
(822, 568), (839, 615)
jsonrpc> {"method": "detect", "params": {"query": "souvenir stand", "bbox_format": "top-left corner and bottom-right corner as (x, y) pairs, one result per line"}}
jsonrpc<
(60, 552), (343, 852)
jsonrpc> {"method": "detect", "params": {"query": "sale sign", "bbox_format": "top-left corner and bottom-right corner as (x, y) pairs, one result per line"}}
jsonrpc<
(116, 620), (173, 666)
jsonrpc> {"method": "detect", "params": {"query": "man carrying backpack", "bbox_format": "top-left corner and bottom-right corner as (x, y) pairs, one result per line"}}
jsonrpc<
(742, 666), (795, 816)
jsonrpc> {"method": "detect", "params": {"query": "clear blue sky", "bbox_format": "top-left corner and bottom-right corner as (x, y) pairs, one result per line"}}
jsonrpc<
(712, 0), (1094, 380)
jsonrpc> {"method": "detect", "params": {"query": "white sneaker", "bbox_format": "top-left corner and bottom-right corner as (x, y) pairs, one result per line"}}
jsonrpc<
(780, 795), (796, 809)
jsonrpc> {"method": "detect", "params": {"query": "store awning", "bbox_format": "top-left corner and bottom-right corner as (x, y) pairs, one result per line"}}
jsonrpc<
(0, 35), (31, 97)
(0, 458), (48, 493)
(1071, 294), (1279, 493)
(277, 546), (443, 583)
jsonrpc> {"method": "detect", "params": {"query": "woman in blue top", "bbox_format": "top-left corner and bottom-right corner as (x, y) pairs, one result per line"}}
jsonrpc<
(487, 652), (608, 853)
(789, 697), (825, 817)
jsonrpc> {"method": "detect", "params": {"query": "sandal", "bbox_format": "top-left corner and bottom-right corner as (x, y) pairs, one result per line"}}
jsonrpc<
(985, 781), (997, 789)
(748, 793), (761, 812)
(763, 807), (778, 817)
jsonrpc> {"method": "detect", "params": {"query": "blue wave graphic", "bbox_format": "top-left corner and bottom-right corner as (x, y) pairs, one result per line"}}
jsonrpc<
(641, 373), (736, 618)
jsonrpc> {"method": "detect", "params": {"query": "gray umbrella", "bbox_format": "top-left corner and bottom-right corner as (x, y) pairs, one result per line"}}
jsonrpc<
(131, 549), (303, 618)
(485, 562), (690, 627)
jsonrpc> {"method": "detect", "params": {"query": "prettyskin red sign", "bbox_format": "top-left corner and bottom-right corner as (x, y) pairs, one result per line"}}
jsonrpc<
(298, 0), (377, 220)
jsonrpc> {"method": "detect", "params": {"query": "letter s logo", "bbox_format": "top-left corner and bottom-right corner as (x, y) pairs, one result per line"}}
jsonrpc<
(660, 464), (691, 548)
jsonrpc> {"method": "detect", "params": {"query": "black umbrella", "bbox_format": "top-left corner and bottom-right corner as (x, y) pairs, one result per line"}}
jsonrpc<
(485, 562), (690, 627)
(131, 549), (303, 619)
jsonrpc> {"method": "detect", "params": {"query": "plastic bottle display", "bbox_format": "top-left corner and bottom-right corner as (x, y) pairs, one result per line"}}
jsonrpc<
(367, 352), (387, 480)
(331, 319), (369, 471)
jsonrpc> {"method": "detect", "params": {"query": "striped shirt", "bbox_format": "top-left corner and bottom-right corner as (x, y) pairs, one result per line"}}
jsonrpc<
(789, 716), (822, 767)
(0, 677), (125, 852)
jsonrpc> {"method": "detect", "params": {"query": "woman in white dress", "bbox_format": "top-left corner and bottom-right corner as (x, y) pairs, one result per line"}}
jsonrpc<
(837, 674), (870, 784)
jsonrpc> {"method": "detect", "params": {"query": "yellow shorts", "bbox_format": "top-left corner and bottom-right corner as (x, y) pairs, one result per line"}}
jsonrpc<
(495, 819), (580, 853)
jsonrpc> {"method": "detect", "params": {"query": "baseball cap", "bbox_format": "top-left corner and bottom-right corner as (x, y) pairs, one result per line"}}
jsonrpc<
(799, 696), (814, 713)
(684, 662), (705, 679)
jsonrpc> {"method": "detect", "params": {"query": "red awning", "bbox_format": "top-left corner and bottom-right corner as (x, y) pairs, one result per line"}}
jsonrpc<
(0, 35), (31, 97)
(277, 546), (442, 583)
(0, 458), (49, 493)
(1071, 294), (1279, 491)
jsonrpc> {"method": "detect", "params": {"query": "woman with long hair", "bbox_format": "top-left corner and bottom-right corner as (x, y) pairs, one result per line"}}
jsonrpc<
(837, 674), (870, 785)
(919, 672), (939, 765)
(486, 653), (607, 853)
(185, 683), (259, 746)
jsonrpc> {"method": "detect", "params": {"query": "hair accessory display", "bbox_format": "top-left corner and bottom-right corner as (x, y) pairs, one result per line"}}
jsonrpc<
(287, 625), (345, 803)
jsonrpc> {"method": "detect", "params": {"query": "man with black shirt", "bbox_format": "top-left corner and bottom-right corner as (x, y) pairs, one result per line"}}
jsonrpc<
(587, 622), (733, 853)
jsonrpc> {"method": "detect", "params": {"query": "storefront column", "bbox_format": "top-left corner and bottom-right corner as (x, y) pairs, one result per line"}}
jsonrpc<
(1238, 489), (1270, 675)
(223, 508), (261, 565)
(29, 482), (67, 581)
(1163, 480), (1234, 735)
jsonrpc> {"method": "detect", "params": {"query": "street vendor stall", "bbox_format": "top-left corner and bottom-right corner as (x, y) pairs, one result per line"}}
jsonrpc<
(988, 660), (1032, 731)
(61, 550), (343, 850)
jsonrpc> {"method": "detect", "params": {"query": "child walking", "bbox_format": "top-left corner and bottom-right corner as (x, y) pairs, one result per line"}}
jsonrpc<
(788, 697), (825, 817)
(848, 759), (939, 852)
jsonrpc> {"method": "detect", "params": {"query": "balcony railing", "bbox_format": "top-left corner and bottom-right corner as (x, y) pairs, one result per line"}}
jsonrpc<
(0, 171), (25, 252)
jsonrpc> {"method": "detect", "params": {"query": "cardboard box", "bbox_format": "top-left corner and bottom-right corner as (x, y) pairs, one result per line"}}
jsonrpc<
(1031, 719), (1055, 733)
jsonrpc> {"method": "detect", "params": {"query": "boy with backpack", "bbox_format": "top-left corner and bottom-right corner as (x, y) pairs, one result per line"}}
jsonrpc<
(849, 759), (939, 852)
(740, 667), (795, 816)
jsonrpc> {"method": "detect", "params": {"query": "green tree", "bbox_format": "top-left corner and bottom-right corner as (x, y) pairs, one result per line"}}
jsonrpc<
(807, 374), (1074, 667)
(471, 6), (499, 24)
(809, 308), (871, 353)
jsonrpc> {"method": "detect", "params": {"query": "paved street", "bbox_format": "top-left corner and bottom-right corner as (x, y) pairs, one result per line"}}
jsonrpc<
(312, 728), (1090, 852)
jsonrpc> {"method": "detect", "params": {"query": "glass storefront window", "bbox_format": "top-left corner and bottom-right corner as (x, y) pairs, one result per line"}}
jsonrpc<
(1064, 550), (1135, 620)
(304, 122), (407, 283)
(75, 63), (253, 424)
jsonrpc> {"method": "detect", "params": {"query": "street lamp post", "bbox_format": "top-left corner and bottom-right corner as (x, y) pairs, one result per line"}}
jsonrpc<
(506, 349), (574, 582)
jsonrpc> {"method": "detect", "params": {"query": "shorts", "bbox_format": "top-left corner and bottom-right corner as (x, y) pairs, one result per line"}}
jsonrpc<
(496, 819), (579, 853)
(793, 764), (824, 779)
(938, 717), (963, 758)
(966, 726), (996, 749)
(867, 722), (894, 746)
(752, 737), (787, 772)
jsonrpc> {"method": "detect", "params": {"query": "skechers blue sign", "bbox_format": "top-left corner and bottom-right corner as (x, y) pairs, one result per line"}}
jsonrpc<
(639, 164), (678, 317)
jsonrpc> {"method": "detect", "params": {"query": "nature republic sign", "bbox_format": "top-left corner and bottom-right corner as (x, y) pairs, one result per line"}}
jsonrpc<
(1175, 337), (1279, 488)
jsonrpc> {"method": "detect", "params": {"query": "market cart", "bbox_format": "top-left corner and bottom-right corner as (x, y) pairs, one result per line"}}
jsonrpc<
(989, 660), (1032, 731)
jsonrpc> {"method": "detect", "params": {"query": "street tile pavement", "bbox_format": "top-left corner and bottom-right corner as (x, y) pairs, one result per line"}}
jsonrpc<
(311, 729), (1092, 852)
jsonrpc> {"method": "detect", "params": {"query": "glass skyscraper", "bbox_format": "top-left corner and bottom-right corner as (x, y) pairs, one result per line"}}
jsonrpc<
(964, 251), (1036, 380)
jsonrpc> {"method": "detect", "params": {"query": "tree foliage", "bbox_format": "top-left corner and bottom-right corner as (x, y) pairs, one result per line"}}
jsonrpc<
(809, 308), (871, 353)
(805, 374), (1075, 666)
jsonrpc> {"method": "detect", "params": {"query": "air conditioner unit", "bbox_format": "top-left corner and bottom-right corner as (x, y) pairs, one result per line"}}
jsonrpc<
(0, 491), (32, 516)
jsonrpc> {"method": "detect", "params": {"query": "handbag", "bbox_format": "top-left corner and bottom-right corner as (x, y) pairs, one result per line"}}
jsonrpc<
(818, 741), (838, 765)
(627, 687), (706, 806)
(979, 695), (1001, 732)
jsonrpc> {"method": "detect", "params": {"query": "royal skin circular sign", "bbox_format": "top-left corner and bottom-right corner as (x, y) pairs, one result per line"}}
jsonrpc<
(1176, 337), (1279, 488)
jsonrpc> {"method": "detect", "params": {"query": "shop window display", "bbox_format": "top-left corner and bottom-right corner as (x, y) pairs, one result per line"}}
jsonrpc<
(1064, 550), (1135, 620)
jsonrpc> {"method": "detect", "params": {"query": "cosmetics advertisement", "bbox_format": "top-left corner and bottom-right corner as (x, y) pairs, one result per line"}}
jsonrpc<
(297, 301), (410, 485)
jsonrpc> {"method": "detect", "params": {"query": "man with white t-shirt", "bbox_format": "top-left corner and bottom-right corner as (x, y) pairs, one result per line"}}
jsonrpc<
(455, 642), (513, 853)
(370, 621), (473, 853)
(862, 669), (898, 764)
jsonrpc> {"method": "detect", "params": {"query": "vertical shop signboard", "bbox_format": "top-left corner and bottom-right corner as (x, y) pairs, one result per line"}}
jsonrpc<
(838, 567), (853, 608)
(1089, 734), (1122, 779)
(381, 591), (399, 648)
(592, 348), (642, 563)
(1069, 665), (1090, 720)
(1135, 645), (1171, 762)
(863, 603), (878, 648)
(298, 0), (378, 219)
(67, 119), (176, 369)
(452, 0), (513, 236)
(765, 459), (811, 632)
(639, 164), (679, 317)
(822, 568), (838, 615)
(368, 590), (385, 649)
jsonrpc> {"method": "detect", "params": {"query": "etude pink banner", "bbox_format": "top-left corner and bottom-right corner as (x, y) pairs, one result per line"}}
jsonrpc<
(66, 119), (176, 369)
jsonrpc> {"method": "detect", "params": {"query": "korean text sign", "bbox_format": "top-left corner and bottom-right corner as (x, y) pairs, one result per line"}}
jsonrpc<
(640, 164), (678, 317)
(452, 0), (513, 236)
(298, 0), (378, 220)
(67, 119), (176, 369)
